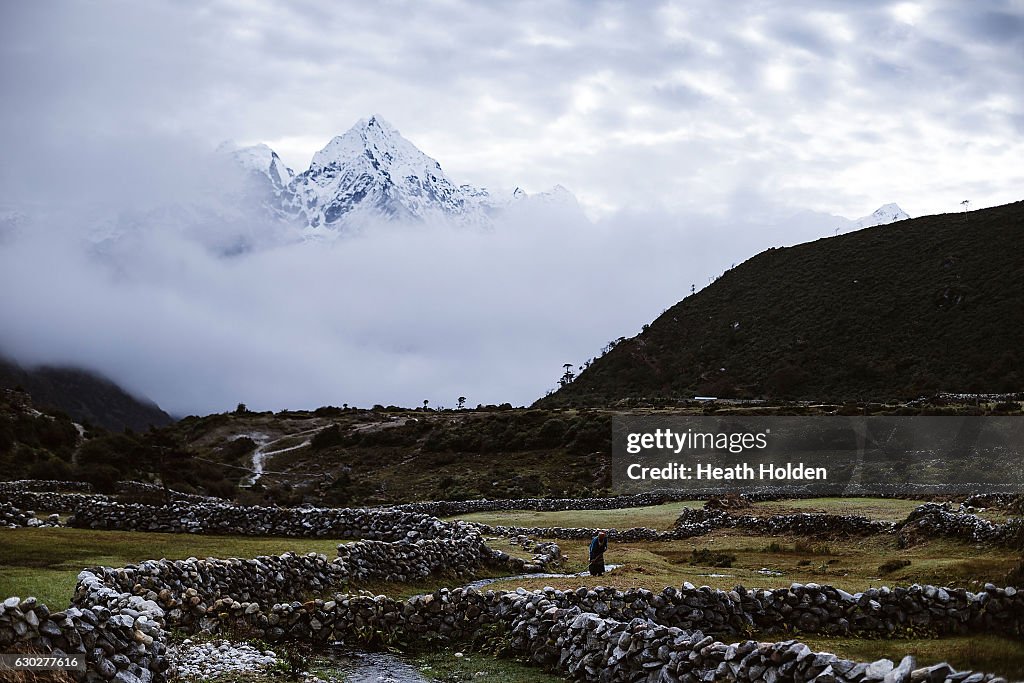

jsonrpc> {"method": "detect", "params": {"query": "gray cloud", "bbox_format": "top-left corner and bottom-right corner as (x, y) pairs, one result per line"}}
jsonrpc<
(1, 0), (1022, 413)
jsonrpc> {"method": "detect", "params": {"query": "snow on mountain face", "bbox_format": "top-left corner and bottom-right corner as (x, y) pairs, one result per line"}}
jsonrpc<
(851, 203), (910, 229)
(291, 115), (490, 227)
(834, 203), (911, 234)
(228, 116), (582, 230)
(231, 143), (295, 192)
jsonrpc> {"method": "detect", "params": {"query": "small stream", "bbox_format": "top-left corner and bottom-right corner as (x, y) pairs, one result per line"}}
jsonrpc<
(325, 647), (430, 683)
(463, 564), (622, 590)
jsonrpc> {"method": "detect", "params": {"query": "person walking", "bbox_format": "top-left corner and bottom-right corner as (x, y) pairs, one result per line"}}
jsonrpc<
(589, 530), (608, 576)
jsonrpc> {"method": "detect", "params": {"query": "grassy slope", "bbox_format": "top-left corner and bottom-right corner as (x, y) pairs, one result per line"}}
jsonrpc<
(540, 201), (1024, 405)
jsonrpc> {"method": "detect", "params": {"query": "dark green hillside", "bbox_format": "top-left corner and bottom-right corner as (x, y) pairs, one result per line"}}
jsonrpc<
(540, 201), (1023, 406)
(0, 357), (172, 431)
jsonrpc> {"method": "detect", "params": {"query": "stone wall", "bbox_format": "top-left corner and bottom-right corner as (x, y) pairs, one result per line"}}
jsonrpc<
(114, 480), (224, 505)
(0, 479), (94, 493)
(211, 581), (1024, 645)
(206, 584), (1021, 683)
(1, 502), (61, 528)
(897, 503), (1024, 549)
(507, 607), (1005, 683)
(0, 590), (168, 683)
(964, 493), (1024, 514)
(393, 484), (1014, 517)
(2, 491), (112, 514)
(674, 508), (896, 538)
(470, 502), (1024, 551)
(67, 501), (460, 539)
(4, 576), (1020, 683)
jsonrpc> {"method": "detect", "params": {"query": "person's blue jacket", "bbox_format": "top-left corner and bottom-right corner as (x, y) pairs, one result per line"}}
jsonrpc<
(590, 535), (607, 560)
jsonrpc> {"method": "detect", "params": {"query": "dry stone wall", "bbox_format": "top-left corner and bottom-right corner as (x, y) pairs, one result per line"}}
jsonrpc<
(0, 479), (94, 493)
(1, 502), (61, 528)
(209, 584), (1021, 683)
(67, 501), (463, 539)
(897, 503), (1024, 549)
(210, 581), (1024, 645)
(394, 484), (1013, 517)
(0, 589), (168, 683)
(2, 491), (112, 514)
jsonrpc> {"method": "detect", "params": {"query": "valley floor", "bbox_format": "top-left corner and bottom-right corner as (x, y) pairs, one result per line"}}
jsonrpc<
(1, 497), (1022, 679)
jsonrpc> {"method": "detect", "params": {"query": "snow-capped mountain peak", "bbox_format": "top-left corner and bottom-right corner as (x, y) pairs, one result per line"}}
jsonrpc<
(293, 115), (490, 227)
(234, 143), (294, 188)
(221, 142), (294, 192)
(853, 203), (910, 229)
(220, 116), (585, 230)
(308, 115), (440, 178)
(834, 203), (911, 235)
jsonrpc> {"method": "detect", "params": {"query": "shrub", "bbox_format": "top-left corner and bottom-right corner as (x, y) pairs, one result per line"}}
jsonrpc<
(1006, 558), (1024, 587)
(311, 425), (343, 451)
(688, 548), (736, 568)
(878, 558), (911, 575)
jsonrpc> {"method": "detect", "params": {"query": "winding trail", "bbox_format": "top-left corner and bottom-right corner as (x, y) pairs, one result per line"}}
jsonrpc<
(237, 428), (321, 487)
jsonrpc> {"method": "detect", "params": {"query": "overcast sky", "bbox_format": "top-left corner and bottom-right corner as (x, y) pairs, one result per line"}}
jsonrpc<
(3, 0), (1022, 218)
(1, 1), (1022, 415)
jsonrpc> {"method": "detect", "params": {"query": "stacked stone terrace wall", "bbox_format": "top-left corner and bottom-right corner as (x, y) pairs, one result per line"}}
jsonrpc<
(5, 576), (1021, 683)
(67, 515), (553, 632)
(206, 583), (1022, 683)
(963, 493), (1024, 514)
(213, 581), (1024, 645)
(0, 588), (168, 683)
(897, 503), (1024, 549)
(0, 479), (94, 493)
(67, 501), (457, 539)
(505, 607), (1007, 683)
(470, 502), (1024, 552)
(472, 509), (896, 544)
(1, 502), (61, 528)
(674, 508), (896, 538)
(114, 480), (224, 504)
(1, 491), (110, 514)
(394, 484), (1015, 517)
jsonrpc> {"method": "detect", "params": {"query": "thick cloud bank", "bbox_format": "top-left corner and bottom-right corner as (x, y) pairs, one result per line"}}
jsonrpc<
(0, 142), (847, 415)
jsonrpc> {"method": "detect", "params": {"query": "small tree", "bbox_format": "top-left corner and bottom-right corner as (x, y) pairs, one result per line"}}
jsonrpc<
(235, 403), (248, 414)
(457, 396), (466, 410)
(559, 363), (576, 387)
(423, 399), (429, 411)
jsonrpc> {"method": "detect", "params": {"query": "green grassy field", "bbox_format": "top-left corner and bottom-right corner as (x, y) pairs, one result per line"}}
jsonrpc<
(0, 528), (345, 607)
(449, 497), (934, 530)
(478, 533), (1018, 595)
(449, 500), (703, 530)
(796, 635), (1024, 678)
(747, 497), (923, 521)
